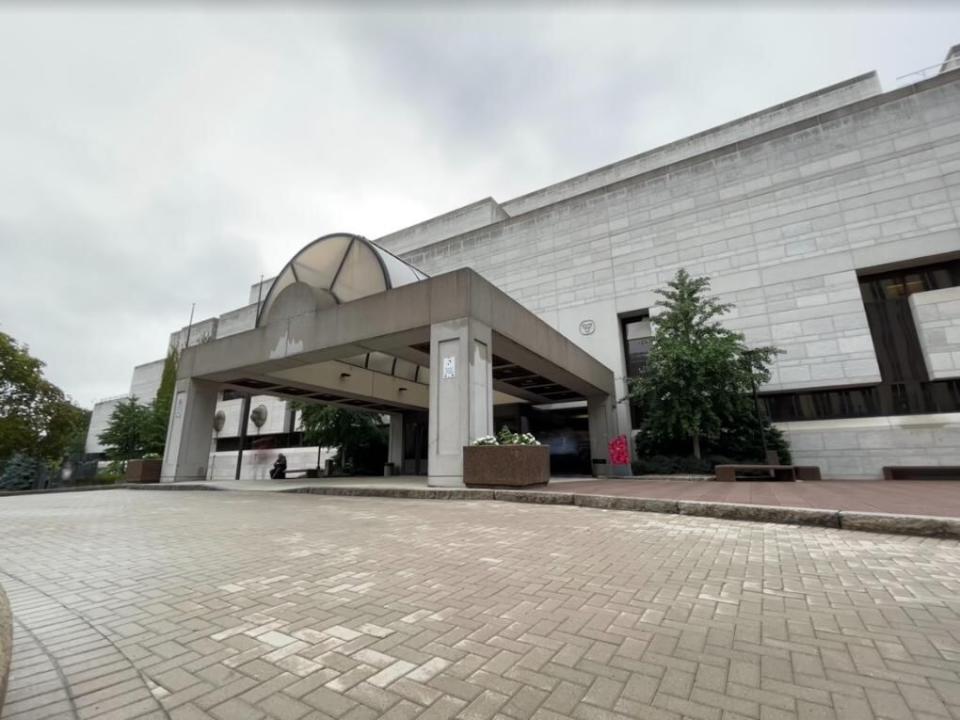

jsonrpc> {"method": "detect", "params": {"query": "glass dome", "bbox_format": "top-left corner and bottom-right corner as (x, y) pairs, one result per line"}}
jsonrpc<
(257, 233), (429, 326)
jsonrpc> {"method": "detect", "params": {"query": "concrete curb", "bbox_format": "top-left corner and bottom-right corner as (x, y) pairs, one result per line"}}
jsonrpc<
(126, 483), (224, 492)
(280, 486), (496, 501)
(0, 483), (127, 498)
(79, 483), (960, 540)
(0, 583), (12, 714)
(838, 511), (960, 538)
(677, 500), (840, 528)
(268, 485), (960, 539)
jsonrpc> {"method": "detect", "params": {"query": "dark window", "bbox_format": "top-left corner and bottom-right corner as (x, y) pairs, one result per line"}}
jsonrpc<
(221, 389), (244, 402)
(621, 314), (653, 379)
(761, 257), (960, 422)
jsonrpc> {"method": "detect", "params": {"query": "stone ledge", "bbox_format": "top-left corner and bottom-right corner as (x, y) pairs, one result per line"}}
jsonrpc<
(574, 494), (680, 514)
(279, 486), (496, 501)
(0, 483), (126, 497)
(494, 490), (574, 504)
(0, 583), (11, 713)
(127, 483), (223, 492)
(677, 500), (840, 528)
(838, 511), (960, 538)
(123, 485), (960, 539)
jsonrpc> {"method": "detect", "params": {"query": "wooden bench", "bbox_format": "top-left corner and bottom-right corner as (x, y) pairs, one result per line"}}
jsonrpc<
(275, 468), (319, 479)
(883, 466), (960, 480)
(715, 465), (797, 482)
(794, 466), (822, 481)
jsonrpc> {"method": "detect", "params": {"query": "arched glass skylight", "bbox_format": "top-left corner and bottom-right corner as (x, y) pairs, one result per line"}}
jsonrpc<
(257, 233), (428, 326)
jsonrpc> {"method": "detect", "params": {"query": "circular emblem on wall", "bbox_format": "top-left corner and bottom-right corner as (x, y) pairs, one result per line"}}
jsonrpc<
(579, 319), (596, 336)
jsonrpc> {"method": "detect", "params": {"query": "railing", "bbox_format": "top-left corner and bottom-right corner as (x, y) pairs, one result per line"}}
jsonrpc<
(896, 54), (960, 85)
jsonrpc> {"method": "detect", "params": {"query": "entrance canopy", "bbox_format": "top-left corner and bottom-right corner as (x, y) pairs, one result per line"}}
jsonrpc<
(164, 240), (620, 486)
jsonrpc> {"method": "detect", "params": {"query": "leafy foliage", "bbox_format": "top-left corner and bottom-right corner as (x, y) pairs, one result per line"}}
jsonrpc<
(0, 331), (89, 474)
(628, 269), (790, 462)
(297, 405), (387, 474)
(473, 426), (541, 446)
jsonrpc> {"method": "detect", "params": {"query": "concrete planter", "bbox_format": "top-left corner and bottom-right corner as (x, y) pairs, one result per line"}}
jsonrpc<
(125, 459), (162, 484)
(463, 445), (550, 488)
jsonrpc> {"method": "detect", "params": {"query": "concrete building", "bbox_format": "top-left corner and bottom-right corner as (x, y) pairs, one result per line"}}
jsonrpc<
(89, 45), (960, 481)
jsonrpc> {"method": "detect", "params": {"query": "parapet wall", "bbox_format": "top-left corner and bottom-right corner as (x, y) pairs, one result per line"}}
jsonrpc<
(500, 72), (882, 217)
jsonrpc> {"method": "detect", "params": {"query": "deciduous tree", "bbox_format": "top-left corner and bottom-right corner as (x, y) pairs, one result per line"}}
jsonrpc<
(296, 405), (387, 474)
(0, 331), (89, 472)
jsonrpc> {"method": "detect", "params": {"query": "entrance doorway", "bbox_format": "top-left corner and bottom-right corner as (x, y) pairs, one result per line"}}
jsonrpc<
(402, 412), (428, 475)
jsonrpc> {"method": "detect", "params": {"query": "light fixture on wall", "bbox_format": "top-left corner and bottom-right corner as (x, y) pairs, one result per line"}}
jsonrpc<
(339, 372), (351, 379)
(398, 387), (407, 393)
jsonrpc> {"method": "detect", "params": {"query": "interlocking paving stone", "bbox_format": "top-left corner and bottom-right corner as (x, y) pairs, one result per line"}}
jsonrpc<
(0, 490), (959, 719)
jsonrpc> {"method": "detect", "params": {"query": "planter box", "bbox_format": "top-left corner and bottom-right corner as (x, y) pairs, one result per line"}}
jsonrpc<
(463, 445), (550, 488)
(124, 459), (162, 484)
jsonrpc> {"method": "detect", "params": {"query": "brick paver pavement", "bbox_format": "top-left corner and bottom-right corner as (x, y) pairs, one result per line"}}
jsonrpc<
(1, 490), (960, 720)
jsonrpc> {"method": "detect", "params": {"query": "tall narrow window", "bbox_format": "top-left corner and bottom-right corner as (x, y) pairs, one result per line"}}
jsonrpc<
(622, 315), (653, 378)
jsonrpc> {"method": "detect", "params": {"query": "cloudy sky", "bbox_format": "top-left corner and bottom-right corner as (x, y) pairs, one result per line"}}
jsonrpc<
(2, 2), (958, 408)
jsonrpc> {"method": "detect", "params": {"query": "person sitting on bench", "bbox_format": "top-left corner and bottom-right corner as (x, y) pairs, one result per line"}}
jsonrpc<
(269, 453), (287, 480)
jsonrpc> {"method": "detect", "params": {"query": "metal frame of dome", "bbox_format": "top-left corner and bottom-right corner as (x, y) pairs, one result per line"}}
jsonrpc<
(256, 232), (429, 327)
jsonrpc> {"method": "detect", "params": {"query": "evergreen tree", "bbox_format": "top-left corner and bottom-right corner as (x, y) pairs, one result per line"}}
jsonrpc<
(98, 396), (152, 467)
(0, 452), (50, 490)
(629, 269), (789, 461)
(144, 348), (179, 455)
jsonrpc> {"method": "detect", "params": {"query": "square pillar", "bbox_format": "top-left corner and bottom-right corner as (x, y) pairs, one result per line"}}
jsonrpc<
(160, 378), (219, 483)
(428, 318), (493, 487)
(387, 412), (404, 472)
(587, 394), (630, 477)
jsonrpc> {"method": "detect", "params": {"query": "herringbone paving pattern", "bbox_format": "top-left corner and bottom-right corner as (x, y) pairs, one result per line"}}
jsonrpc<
(1, 491), (959, 720)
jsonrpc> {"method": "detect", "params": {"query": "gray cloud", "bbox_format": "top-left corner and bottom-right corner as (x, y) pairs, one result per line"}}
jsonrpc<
(1, 2), (958, 407)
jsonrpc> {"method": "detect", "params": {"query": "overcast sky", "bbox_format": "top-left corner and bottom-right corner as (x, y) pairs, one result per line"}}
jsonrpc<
(2, 2), (958, 408)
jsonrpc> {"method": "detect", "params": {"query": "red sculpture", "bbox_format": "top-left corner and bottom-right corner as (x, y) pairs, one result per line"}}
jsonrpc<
(608, 434), (630, 466)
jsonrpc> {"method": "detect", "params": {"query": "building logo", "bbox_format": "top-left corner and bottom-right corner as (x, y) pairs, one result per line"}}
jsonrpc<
(579, 320), (596, 336)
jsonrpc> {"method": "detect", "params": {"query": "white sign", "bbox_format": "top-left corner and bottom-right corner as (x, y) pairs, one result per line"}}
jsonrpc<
(174, 392), (185, 418)
(442, 356), (456, 379)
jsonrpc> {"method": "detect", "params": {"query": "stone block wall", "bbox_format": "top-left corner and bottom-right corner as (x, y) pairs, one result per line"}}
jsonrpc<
(500, 72), (882, 217)
(780, 415), (960, 479)
(129, 358), (165, 404)
(910, 286), (960, 380)
(207, 446), (334, 480)
(84, 396), (125, 455)
(402, 71), (960, 397)
(377, 198), (509, 256)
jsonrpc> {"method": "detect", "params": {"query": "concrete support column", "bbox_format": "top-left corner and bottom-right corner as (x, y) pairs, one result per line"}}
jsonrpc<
(160, 378), (219, 483)
(428, 318), (493, 487)
(387, 412), (404, 472)
(587, 394), (630, 477)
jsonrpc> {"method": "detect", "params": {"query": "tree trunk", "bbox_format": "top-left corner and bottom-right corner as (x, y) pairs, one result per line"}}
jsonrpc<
(692, 434), (701, 459)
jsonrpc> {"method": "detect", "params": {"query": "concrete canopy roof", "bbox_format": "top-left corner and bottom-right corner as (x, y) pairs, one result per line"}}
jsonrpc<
(180, 268), (615, 408)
